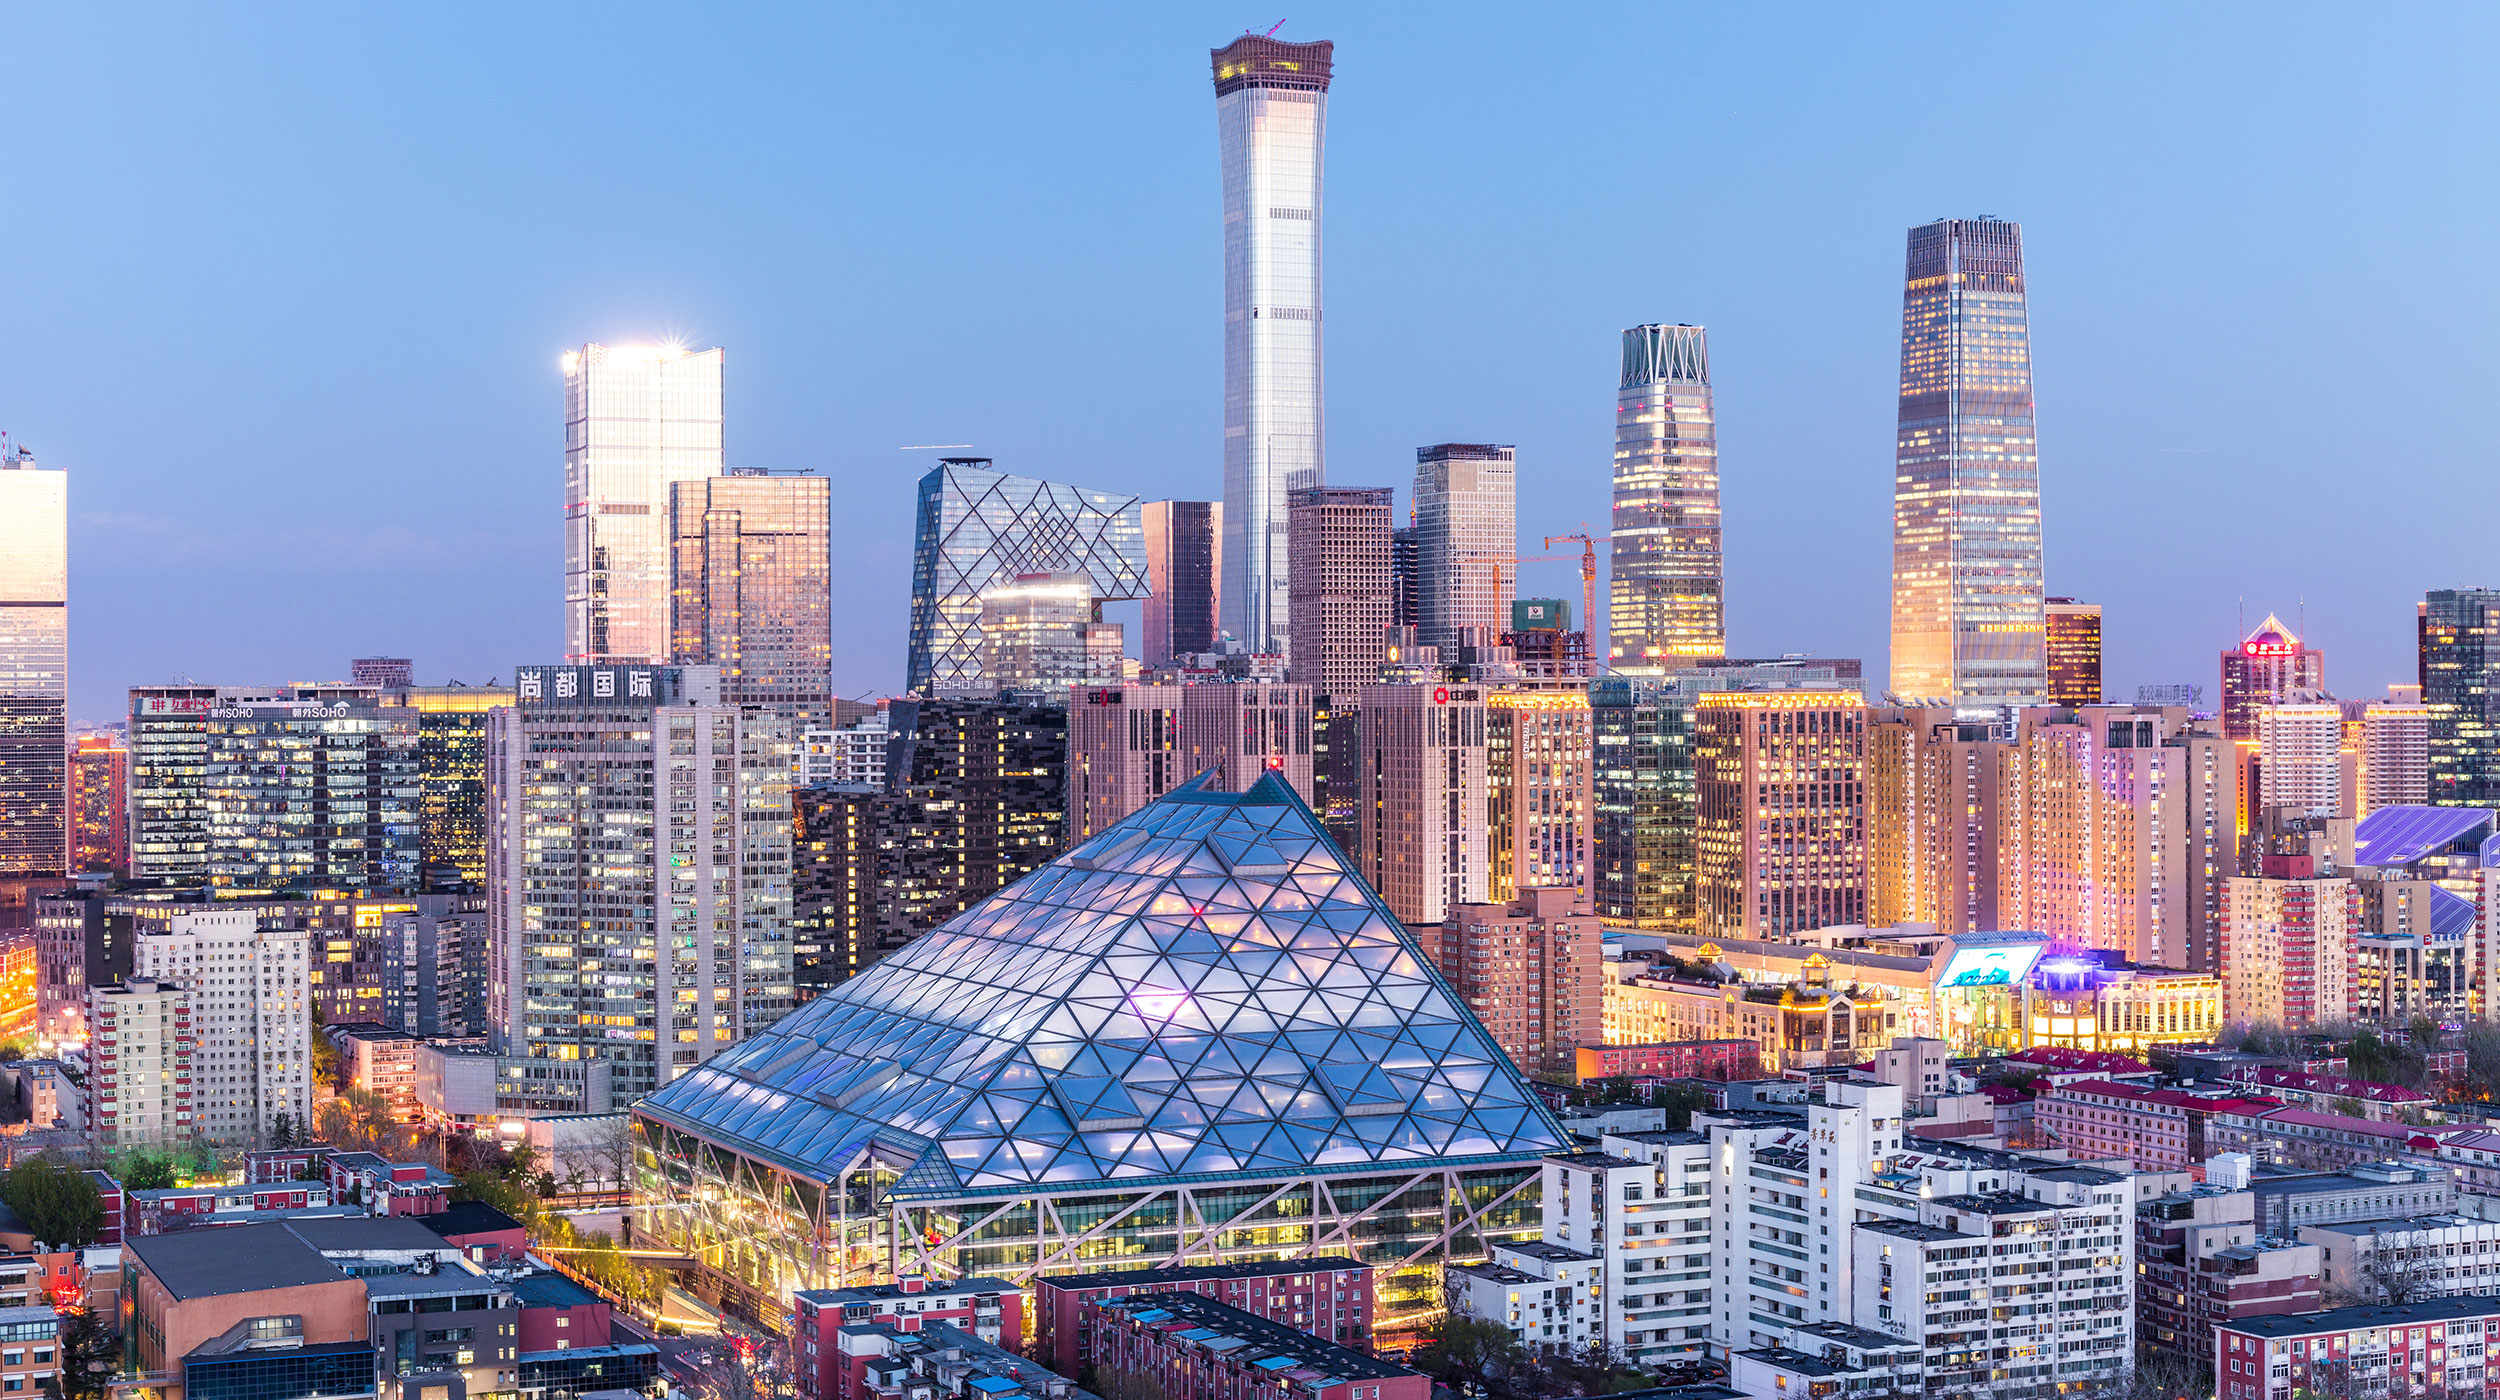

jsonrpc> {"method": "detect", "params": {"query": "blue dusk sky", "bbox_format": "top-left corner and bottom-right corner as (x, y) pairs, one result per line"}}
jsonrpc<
(5, 5), (2494, 723)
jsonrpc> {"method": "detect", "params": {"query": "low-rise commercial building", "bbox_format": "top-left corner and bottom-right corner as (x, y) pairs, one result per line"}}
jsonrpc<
(1574, 1041), (1762, 1084)
(412, 1045), (614, 1134)
(123, 1224), (371, 1400)
(2032, 1079), (2279, 1171)
(2249, 1164), (2458, 1236)
(2300, 1215), (2500, 1303)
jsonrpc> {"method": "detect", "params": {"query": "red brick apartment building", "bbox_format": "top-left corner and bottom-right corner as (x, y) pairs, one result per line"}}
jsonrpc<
(1031, 1258), (1371, 1378)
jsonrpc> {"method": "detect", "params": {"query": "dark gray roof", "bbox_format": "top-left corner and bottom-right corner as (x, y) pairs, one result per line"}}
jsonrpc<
(1027, 1258), (1367, 1294)
(129, 1223), (347, 1300)
(282, 1215), (457, 1252)
(1856, 1220), (1973, 1243)
(2224, 1295), (2500, 1338)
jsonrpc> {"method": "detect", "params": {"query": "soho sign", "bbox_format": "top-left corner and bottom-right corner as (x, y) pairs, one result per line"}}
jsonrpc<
(211, 704), (352, 719)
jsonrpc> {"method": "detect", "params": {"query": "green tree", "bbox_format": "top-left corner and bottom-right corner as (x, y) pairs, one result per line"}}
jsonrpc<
(270, 1112), (297, 1149)
(37, 1307), (113, 1400)
(0, 1159), (103, 1249)
(121, 1154), (177, 1190)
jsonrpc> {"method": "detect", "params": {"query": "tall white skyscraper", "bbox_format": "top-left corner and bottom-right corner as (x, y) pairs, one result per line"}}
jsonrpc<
(564, 343), (725, 663)
(1212, 33), (1332, 655)
(1411, 443), (1517, 656)
(0, 438), (68, 876)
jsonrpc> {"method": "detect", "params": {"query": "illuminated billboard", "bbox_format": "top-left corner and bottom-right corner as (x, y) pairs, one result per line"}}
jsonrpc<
(1938, 943), (2045, 989)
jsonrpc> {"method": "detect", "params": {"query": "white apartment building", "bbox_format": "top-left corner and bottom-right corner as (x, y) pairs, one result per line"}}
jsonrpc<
(1700, 1081), (1907, 1350)
(131, 910), (312, 1145)
(2300, 1214), (2500, 1302)
(1446, 1239), (1603, 1355)
(1731, 1321), (1926, 1400)
(87, 978), (192, 1146)
(1851, 1163), (2136, 1396)
(798, 719), (888, 790)
(1598, 1130), (1718, 1362)
(2258, 702), (2346, 818)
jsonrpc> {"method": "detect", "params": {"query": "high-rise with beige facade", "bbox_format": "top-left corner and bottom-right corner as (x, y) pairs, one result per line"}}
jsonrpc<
(1354, 682), (1488, 924)
(1412, 444), (1516, 657)
(1065, 683), (1314, 841)
(2357, 698), (2431, 815)
(1487, 689), (1593, 901)
(1284, 487), (1393, 695)
(1999, 705), (2237, 970)
(1415, 887), (1598, 1080)
(2258, 701), (2345, 818)
(1867, 707), (2009, 938)
(1694, 689), (1869, 939)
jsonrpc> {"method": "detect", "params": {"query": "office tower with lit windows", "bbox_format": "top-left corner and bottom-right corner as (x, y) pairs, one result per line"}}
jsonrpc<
(0, 441), (68, 878)
(2044, 597), (2102, 706)
(1412, 444), (1516, 657)
(1389, 530), (1424, 635)
(563, 343), (726, 663)
(486, 663), (792, 1100)
(1354, 682), (1488, 925)
(1487, 689), (1593, 901)
(1609, 324), (1722, 670)
(1693, 689), (1868, 939)
(1065, 683), (1314, 841)
(669, 469), (832, 717)
(793, 699), (1067, 996)
(978, 573), (1123, 699)
(376, 682), (515, 888)
(2421, 588), (2500, 807)
(1141, 501), (1221, 667)
(69, 733), (128, 876)
(126, 685), (420, 892)
(1590, 661), (1863, 934)
(2220, 613), (2324, 742)
(1213, 33), (1332, 655)
(906, 459), (1148, 698)
(1889, 218), (2047, 705)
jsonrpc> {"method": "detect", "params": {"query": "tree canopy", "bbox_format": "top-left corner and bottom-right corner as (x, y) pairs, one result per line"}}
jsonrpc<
(0, 1159), (102, 1249)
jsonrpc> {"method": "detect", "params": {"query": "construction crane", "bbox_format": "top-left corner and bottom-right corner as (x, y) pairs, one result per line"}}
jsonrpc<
(1542, 527), (1598, 637)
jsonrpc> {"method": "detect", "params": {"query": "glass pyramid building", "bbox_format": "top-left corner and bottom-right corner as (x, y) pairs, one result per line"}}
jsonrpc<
(634, 771), (1566, 1331)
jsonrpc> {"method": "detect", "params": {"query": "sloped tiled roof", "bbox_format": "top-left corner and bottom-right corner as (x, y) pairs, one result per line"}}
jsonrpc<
(638, 772), (1569, 1199)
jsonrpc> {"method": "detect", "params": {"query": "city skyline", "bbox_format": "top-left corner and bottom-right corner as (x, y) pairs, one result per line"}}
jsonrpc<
(7, 9), (2497, 722)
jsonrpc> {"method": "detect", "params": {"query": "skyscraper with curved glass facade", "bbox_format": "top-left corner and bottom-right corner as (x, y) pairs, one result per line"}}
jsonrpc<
(1608, 324), (1722, 670)
(1213, 34), (1331, 655)
(1889, 218), (2046, 705)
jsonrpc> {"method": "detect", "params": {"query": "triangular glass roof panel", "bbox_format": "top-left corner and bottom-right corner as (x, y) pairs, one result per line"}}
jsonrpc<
(636, 771), (1569, 1200)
